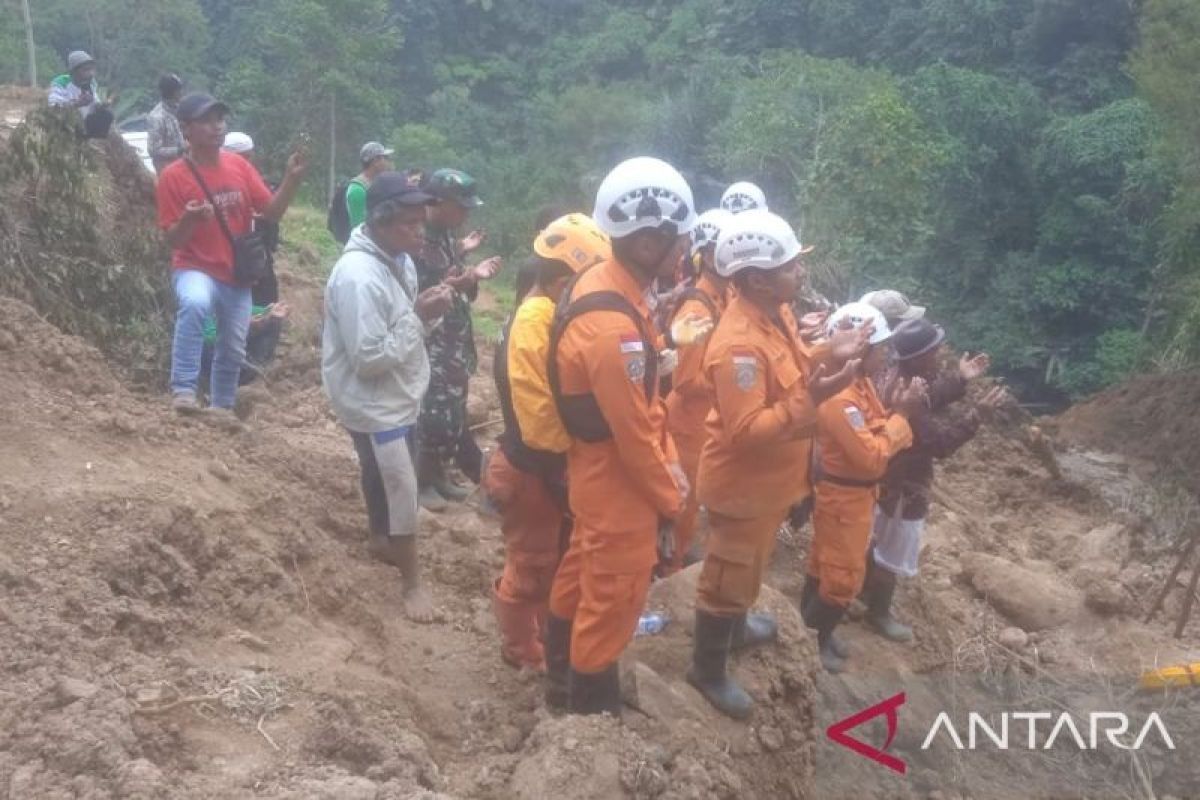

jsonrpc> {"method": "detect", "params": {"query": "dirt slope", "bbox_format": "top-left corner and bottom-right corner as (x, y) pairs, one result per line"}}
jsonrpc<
(1055, 371), (1200, 498)
(0, 285), (823, 800)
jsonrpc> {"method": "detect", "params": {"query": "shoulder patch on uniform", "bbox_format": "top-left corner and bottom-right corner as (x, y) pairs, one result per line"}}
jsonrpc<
(844, 405), (866, 430)
(625, 352), (647, 383)
(619, 332), (644, 354)
(732, 349), (758, 391)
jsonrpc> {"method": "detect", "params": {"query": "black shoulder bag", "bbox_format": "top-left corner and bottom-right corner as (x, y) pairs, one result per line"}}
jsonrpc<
(184, 158), (268, 287)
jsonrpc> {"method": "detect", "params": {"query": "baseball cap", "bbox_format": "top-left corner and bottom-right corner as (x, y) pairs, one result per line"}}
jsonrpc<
(425, 168), (484, 208)
(177, 92), (229, 123)
(892, 318), (946, 361)
(222, 132), (254, 154)
(366, 171), (436, 212)
(860, 289), (926, 325)
(67, 51), (95, 72)
(360, 141), (395, 166)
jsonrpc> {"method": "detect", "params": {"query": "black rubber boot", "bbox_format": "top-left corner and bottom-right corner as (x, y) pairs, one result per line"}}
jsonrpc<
(800, 577), (849, 659)
(416, 451), (449, 512)
(687, 611), (754, 719)
(455, 429), (484, 485)
(567, 663), (622, 716)
(544, 615), (572, 711)
(731, 612), (778, 650)
(806, 598), (848, 673)
(865, 565), (913, 642)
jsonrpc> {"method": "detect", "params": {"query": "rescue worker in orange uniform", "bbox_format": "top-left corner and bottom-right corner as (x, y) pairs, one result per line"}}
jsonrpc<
(803, 301), (928, 673)
(689, 211), (865, 718)
(544, 157), (696, 715)
(485, 214), (611, 672)
(663, 208), (734, 571)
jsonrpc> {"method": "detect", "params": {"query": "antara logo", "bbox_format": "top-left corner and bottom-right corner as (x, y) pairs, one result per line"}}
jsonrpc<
(921, 711), (1176, 752)
(827, 694), (1176, 774)
(826, 692), (907, 774)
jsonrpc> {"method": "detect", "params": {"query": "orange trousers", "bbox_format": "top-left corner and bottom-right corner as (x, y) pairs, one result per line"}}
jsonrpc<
(807, 482), (876, 607)
(548, 522), (654, 674)
(667, 423), (705, 573)
(484, 449), (565, 669)
(696, 507), (789, 616)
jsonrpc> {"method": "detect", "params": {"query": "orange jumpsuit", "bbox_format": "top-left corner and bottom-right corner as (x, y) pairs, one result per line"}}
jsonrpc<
(664, 274), (727, 570)
(695, 297), (821, 615)
(808, 376), (913, 607)
(483, 296), (571, 670)
(547, 259), (684, 674)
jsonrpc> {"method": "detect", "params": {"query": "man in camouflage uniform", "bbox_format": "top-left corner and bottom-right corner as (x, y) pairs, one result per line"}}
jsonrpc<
(415, 168), (503, 510)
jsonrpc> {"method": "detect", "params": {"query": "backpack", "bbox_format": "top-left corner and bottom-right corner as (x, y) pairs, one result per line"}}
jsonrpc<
(326, 178), (361, 245)
(546, 270), (659, 443)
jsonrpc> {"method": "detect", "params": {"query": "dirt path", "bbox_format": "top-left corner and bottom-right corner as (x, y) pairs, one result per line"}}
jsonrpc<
(3, 256), (1200, 797)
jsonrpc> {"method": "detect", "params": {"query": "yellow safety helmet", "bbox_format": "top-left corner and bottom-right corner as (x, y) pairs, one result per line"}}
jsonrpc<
(533, 213), (611, 273)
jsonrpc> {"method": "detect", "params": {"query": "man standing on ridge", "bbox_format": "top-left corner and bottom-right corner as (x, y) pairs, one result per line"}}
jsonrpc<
(414, 168), (502, 511)
(688, 210), (865, 718)
(147, 73), (186, 173)
(48, 50), (114, 139)
(544, 157), (694, 716)
(322, 173), (454, 622)
(156, 92), (308, 418)
(346, 142), (395, 232)
(803, 302), (927, 672)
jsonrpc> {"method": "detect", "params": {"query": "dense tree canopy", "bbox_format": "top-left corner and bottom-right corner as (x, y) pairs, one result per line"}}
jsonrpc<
(3, 0), (1197, 400)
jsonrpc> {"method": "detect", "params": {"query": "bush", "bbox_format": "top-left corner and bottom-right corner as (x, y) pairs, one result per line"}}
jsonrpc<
(0, 108), (172, 387)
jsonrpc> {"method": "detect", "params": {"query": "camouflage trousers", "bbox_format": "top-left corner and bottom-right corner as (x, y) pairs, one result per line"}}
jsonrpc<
(419, 375), (468, 460)
(417, 373), (483, 483)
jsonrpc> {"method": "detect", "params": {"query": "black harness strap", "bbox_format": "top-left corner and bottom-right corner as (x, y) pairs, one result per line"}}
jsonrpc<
(547, 271), (658, 443)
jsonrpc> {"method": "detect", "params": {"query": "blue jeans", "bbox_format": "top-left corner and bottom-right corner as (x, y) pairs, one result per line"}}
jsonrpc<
(170, 269), (251, 409)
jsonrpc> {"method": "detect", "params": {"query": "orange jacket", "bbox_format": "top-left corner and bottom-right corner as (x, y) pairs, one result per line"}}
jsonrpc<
(665, 275), (726, 445)
(696, 295), (823, 518)
(555, 260), (683, 546)
(816, 376), (913, 489)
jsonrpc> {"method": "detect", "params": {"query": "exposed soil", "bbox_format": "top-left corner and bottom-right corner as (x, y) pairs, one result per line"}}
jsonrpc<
(1, 91), (1199, 799)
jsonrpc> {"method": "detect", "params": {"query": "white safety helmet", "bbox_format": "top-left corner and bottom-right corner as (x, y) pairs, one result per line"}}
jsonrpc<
(592, 157), (697, 239)
(826, 301), (893, 345)
(691, 208), (733, 255)
(720, 181), (768, 215)
(714, 210), (804, 277)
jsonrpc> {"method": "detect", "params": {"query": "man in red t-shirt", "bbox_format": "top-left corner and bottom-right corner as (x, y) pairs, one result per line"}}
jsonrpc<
(156, 92), (308, 415)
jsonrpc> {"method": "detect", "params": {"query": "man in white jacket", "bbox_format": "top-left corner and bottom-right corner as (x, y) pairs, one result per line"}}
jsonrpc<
(322, 172), (454, 622)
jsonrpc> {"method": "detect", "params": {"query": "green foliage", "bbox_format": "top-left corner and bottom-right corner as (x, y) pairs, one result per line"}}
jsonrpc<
(0, 108), (171, 385)
(279, 205), (343, 279)
(0, 0), (1192, 397)
(1131, 0), (1200, 368)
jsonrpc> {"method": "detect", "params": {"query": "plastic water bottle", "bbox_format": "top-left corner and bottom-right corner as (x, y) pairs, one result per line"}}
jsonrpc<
(635, 612), (668, 636)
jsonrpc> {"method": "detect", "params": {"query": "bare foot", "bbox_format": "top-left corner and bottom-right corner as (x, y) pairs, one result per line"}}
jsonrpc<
(403, 585), (437, 624)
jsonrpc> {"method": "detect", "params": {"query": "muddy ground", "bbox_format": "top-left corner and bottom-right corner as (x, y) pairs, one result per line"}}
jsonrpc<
(1, 84), (1199, 799)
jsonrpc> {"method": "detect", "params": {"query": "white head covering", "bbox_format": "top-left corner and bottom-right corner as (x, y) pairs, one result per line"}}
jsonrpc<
(222, 132), (254, 154)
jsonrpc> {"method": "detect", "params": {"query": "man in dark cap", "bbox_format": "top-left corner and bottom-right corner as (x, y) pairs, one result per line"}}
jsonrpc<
(413, 168), (503, 510)
(322, 173), (454, 622)
(866, 318), (1006, 641)
(48, 50), (114, 138)
(156, 92), (308, 420)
